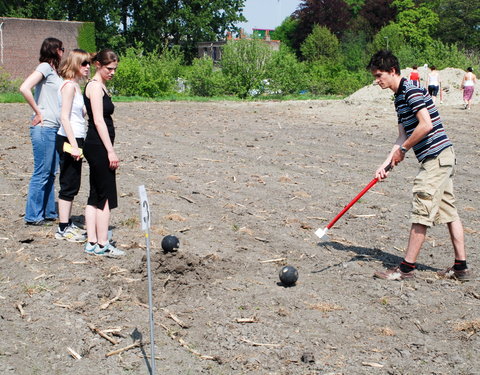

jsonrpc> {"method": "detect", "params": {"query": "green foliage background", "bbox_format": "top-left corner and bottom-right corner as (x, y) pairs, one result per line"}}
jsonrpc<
(77, 22), (96, 53)
(1, 0), (479, 100)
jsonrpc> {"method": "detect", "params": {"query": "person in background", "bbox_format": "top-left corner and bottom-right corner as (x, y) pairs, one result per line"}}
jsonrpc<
(367, 50), (470, 281)
(461, 67), (476, 110)
(83, 49), (124, 256)
(409, 65), (420, 87)
(19, 37), (64, 225)
(427, 66), (440, 104)
(55, 49), (91, 242)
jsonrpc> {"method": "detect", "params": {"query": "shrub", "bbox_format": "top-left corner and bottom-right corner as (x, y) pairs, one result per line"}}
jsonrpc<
(266, 47), (308, 95)
(221, 39), (272, 98)
(113, 47), (184, 97)
(186, 57), (225, 97)
(307, 63), (370, 96)
(0, 67), (20, 94)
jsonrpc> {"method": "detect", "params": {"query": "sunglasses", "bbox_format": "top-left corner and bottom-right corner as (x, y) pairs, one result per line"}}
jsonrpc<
(60, 47), (65, 52)
(81, 60), (91, 67)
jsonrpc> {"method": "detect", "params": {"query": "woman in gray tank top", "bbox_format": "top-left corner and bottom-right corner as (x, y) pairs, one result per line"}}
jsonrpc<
(20, 37), (64, 225)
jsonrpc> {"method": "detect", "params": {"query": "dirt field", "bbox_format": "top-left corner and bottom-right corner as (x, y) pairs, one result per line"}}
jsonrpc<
(0, 96), (479, 375)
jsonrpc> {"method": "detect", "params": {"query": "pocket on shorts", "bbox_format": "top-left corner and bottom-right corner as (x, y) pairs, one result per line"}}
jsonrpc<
(438, 151), (454, 167)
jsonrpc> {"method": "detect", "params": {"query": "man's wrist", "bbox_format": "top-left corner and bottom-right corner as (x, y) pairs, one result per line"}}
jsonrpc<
(400, 146), (408, 154)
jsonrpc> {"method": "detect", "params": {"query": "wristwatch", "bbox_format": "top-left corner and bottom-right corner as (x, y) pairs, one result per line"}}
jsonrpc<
(400, 146), (408, 154)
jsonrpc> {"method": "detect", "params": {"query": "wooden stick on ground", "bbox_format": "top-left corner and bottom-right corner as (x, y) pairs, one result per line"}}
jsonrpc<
(16, 303), (26, 318)
(67, 347), (82, 360)
(161, 308), (190, 328)
(87, 323), (119, 345)
(100, 287), (122, 310)
(161, 324), (220, 362)
(105, 341), (141, 357)
(240, 337), (281, 347)
(259, 258), (286, 263)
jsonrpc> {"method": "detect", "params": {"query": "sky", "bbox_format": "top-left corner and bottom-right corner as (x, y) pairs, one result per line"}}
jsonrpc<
(236, 0), (302, 34)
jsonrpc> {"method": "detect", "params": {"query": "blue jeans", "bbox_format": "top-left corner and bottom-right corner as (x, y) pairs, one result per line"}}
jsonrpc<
(25, 126), (59, 223)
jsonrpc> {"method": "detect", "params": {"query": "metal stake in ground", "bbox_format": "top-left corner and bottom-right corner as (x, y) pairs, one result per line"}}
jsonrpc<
(139, 185), (156, 374)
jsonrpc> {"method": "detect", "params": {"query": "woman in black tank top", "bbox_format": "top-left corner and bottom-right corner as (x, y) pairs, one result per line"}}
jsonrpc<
(83, 49), (124, 257)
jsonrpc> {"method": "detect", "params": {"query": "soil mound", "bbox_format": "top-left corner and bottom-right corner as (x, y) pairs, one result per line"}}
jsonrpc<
(345, 67), (478, 107)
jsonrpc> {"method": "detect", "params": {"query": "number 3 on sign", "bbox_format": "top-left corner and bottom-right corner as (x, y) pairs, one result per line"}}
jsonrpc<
(138, 185), (151, 231)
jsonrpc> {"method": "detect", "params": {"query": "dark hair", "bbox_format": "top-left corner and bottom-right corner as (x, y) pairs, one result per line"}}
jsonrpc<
(430, 65), (436, 70)
(366, 50), (400, 75)
(467, 67), (473, 72)
(412, 65), (418, 69)
(39, 37), (63, 70)
(92, 49), (118, 66)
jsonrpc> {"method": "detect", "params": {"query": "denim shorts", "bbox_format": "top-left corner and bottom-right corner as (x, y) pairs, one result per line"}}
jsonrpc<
(411, 147), (459, 227)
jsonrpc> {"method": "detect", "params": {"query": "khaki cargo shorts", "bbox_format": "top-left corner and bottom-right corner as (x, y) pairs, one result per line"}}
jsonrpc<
(411, 147), (459, 227)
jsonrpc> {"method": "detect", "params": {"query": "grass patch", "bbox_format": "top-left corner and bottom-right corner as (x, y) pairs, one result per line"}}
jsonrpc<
(1, 92), (343, 104)
(0, 92), (25, 103)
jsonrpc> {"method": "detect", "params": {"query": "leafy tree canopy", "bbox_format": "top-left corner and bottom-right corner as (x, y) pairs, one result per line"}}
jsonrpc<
(1, 0), (246, 61)
(300, 25), (340, 63)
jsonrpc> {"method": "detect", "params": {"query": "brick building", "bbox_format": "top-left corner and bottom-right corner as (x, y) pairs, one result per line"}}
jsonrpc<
(0, 17), (87, 79)
(197, 29), (280, 62)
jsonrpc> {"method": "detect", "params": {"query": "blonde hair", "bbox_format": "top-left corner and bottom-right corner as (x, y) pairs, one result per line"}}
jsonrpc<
(59, 49), (91, 80)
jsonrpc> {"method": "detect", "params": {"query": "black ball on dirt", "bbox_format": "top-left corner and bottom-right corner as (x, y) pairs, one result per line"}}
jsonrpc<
(161, 235), (180, 253)
(279, 265), (298, 287)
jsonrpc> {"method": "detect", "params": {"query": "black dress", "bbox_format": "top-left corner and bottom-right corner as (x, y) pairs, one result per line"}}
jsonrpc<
(83, 81), (117, 210)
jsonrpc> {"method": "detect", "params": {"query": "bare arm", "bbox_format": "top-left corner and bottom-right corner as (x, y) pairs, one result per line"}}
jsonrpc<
(19, 70), (44, 125)
(87, 81), (119, 169)
(376, 108), (433, 179)
(60, 82), (82, 160)
(375, 124), (407, 180)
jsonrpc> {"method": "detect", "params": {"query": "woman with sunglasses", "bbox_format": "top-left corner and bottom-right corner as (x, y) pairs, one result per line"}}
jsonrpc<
(54, 49), (91, 242)
(83, 49), (124, 256)
(20, 37), (64, 225)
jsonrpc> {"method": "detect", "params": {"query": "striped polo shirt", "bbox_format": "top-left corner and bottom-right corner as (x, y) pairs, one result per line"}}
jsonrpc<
(394, 78), (452, 162)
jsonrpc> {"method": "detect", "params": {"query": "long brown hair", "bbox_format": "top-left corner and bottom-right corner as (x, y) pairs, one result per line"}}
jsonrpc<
(39, 37), (63, 70)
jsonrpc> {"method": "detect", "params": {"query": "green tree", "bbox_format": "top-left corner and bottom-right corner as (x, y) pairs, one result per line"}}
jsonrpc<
(186, 57), (225, 97)
(1, 0), (246, 59)
(300, 25), (340, 63)
(270, 16), (299, 52)
(221, 39), (272, 98)
(392, 0), (439, 48)
(266, 46), (307, 95)
(371, 23), (406, 53)
(126, 0), (246, 61)
(433, 0), (480, 50)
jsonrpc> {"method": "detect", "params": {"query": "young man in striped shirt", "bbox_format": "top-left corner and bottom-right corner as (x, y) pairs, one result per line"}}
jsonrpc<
(367, 50), (470, 281)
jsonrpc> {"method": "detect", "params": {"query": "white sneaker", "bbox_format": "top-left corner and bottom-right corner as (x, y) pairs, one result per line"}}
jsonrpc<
(93, 242), (125, 257)
(84, 242), (98, 254)
(55, 224), (87, 243)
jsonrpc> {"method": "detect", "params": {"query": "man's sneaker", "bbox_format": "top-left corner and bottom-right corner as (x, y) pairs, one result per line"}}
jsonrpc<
(437, 267), (471, 281)
(93, 242), (125, 257)
(55, 225), (87, 242)
(84, 242), (98, 254)
(374, 267), (415, 281)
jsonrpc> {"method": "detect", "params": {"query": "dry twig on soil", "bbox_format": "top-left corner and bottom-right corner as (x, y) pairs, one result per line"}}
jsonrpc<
(100, 287), (123, 310)
(240, 338), (281, 347)
(105, 341), (141, 357)
(160, 324), (220, 362)
(87, 323), (119, 345)
(67, 347), (82, 360)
